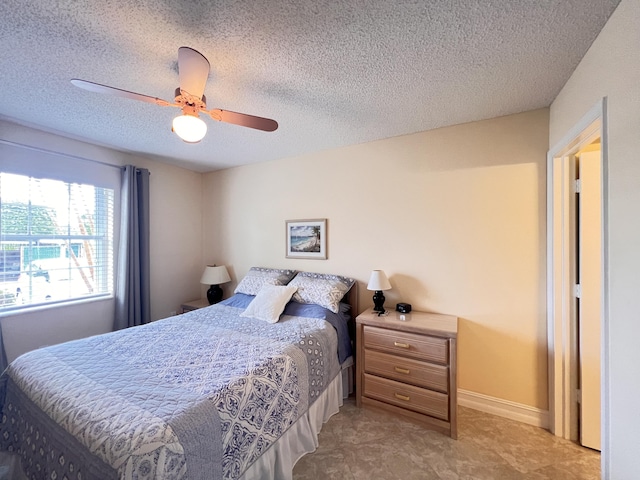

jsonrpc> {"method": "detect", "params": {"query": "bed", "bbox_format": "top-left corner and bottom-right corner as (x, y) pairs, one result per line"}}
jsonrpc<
(0, 268), (357, 480)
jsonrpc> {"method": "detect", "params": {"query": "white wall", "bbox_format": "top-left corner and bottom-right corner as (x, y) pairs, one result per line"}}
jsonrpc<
(203, 108), (550, 411)
(549, 0), (640, 476)
(0, 120), (203, 362)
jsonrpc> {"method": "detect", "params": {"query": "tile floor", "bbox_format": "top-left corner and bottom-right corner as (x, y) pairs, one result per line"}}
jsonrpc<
(292, 398), (600, 479)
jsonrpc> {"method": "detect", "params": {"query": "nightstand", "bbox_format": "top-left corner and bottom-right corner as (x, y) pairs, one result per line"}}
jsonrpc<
(356, 307), (459, 438)
(180, 298), (210, 313)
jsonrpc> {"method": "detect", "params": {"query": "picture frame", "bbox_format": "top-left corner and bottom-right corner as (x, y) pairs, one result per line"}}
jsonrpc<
(285, 219), (327, 259)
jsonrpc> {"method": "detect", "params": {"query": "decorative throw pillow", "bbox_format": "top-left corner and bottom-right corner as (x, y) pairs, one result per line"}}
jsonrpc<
(288, 272), (355, 313)
(234, 267), (297, 296)
(240, 284), (298, 323)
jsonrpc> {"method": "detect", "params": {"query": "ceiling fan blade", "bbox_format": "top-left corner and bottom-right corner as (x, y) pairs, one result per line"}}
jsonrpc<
(71, 79), (171, 106)
(208, 109), (279, 132)
(178, 47), (210, 99)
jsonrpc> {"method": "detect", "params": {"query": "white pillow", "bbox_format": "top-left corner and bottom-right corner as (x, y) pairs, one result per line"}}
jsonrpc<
(240, 284), (298, 323)
(234, 267), (297, 295)
(288, 273), (355, 313)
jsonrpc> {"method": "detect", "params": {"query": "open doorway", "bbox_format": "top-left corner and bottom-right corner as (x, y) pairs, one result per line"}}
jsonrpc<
(575, 140), (602, 451)
(547, 99), (608, 457)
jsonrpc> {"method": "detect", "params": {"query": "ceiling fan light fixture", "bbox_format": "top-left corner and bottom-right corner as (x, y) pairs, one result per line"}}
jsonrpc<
(172, 112), (207, 143)
(72, 47), (278, 143)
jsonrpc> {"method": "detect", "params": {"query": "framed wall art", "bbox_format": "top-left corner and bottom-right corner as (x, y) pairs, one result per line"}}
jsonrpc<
(285, 219), (327, 259)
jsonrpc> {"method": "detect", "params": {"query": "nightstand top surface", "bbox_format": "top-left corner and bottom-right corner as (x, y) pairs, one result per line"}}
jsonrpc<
(181, 298), (210, 310)
(356, 307), (458, 338)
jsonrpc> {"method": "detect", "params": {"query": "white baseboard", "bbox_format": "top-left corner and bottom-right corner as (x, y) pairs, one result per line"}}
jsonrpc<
(458, 389), (549, 429)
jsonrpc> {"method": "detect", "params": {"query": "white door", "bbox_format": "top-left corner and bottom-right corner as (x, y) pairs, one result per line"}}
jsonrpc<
(577, 148), (602, 451)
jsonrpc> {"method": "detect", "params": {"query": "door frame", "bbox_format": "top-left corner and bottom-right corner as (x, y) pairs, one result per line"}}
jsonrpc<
(546, 98), (608, 461)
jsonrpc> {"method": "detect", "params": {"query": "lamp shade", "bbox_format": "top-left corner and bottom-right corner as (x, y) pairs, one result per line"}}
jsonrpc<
(172, 113), (207, 143)
(367, 270), (391, 291)
(200, 265), (231, 285)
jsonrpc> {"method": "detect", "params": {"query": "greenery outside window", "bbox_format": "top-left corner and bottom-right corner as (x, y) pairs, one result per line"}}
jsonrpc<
(0, 172), (115, 310)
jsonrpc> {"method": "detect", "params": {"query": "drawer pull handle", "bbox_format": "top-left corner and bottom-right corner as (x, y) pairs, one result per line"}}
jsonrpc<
(394, 367), (410, 374)
(394, 341), (410, 349)
(394, 393), (411, 402)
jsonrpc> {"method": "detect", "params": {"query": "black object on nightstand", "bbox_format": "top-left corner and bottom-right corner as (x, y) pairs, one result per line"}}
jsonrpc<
(396, 303), (412, 313)
(206, 284), (223, 304)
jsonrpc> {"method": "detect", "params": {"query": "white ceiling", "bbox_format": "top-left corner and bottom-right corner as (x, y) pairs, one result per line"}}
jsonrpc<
(0, 0), (620, 172)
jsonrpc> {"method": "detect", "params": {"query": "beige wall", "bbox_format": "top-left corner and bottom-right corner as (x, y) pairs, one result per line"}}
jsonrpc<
(549, 0), (639, 475)
(203, 108), (550, 410)
(0, 120), (203, 362)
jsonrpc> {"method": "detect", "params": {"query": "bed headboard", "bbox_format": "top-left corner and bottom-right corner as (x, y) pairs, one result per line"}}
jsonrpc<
(346, 281), (358, 316)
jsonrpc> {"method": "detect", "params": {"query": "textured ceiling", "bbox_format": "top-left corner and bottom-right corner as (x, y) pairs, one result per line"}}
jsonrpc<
(0, 0), (620, 172)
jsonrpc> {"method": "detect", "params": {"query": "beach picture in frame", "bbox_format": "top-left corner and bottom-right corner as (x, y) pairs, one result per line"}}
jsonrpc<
(286, 219), (327, 259)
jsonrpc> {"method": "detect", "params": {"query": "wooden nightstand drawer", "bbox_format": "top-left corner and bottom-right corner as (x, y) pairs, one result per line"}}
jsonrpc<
(364, 349), (449, 393)
(363, 325), (449, 365)
(363, 373), (449, 421)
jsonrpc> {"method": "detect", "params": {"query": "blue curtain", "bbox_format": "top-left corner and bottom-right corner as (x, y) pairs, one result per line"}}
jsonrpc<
(114, 165), (150, 330)
(0, 323), (7, 372)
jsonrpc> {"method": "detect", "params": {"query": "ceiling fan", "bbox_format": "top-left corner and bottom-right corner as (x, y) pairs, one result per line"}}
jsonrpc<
(71, 47), (278, 143)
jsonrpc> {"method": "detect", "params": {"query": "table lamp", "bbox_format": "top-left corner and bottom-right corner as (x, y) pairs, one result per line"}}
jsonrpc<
(367, 269), (392, 313)
(200, 265), (231, 304)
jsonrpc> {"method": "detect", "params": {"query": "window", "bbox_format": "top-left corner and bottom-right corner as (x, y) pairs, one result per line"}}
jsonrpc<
(0, 172), (115, 310)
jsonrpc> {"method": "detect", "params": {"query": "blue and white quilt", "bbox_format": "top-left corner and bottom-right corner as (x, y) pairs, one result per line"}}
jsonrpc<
(0, 303), (341, 479)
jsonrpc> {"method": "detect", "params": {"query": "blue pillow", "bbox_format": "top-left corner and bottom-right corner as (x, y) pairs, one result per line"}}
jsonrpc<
(219, 293), (255, 308)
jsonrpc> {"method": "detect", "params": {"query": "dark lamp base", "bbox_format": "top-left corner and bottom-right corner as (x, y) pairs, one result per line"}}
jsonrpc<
(207, 284), (223, 305)
(372, 290), (386, 313)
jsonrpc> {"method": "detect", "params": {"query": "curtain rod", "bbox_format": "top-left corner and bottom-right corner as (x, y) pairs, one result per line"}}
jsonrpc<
(0, 138), (125, 171)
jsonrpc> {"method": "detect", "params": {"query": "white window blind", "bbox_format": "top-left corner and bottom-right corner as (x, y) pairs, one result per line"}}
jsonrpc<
(0, 172), (115, 310)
